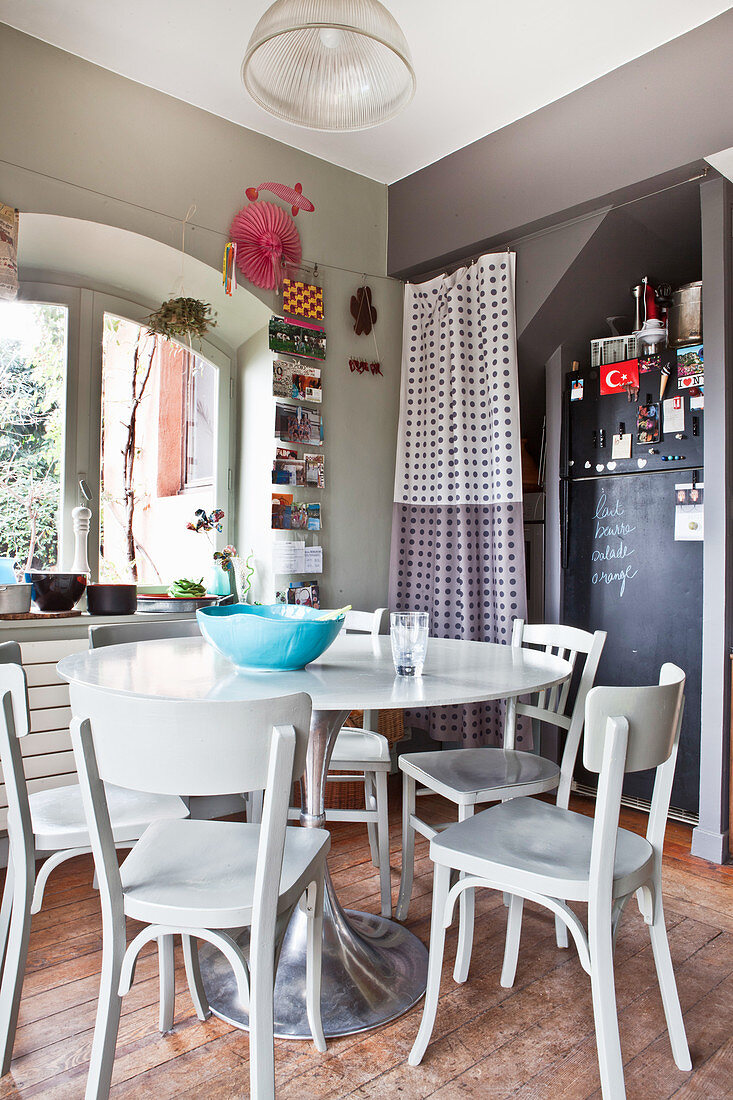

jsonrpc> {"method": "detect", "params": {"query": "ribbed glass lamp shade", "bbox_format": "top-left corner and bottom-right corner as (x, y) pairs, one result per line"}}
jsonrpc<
(242, 0), (416, 131)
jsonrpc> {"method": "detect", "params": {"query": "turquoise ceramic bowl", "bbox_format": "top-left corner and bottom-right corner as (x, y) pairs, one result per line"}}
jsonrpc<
(197, 603), (344, 671)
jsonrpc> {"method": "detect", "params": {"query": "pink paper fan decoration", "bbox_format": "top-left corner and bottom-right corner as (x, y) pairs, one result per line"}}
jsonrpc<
(229, 201), (302, 291)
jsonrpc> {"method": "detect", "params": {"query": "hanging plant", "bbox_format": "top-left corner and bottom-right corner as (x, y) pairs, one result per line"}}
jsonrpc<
(145, 296), (216, 343)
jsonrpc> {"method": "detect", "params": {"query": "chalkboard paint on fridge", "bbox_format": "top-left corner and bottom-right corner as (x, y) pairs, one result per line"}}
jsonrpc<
(563, 471), (702, 816)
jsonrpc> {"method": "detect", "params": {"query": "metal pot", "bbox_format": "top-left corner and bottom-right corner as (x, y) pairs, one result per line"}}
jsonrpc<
(0, 583), (32, 615)
(86, 583), (137, 616)
(667, 281), (702, 348)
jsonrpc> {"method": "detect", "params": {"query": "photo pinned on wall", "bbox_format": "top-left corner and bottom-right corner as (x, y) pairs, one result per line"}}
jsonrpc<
(273, 358), (295, 399)
(676, 343), (703, 390)
(292, 367), (322, 402)
(275, 401), (323, 446)
(570, 377), (584, 402)
(272, 492), (293, 529)
(307, 503), (321, 531)
(674, 481), (704, 542)
(305, 453), (325, 487)
(269, 316), (326, 360)
(637, 403), (660, 444)
(287, 581), (320, 609)
(282, 278), (324, 321)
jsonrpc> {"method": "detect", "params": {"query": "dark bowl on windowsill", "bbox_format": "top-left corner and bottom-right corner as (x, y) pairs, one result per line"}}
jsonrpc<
(26, 572), (87, 613)
(86, 583), (137, 616)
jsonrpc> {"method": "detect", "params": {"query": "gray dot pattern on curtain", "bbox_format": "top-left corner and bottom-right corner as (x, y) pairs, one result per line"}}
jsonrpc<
(389, 254), (528, 745)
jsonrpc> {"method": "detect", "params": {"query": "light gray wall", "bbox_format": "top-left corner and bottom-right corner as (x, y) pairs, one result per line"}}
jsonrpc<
(1, 23), (404, 613)
(693, 176), (732, 862)
(388, 9), (733, 278)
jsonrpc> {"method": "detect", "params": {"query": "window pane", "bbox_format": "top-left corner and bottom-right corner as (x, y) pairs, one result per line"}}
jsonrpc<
(0, 302), (66, 572)
(99, 314), (219, 585)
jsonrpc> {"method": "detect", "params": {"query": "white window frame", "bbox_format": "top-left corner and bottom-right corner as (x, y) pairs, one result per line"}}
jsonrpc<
(15, 282), (235, 583)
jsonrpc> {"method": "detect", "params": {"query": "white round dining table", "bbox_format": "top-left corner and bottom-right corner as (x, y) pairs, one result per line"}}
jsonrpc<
(58, 632), (571, 1040)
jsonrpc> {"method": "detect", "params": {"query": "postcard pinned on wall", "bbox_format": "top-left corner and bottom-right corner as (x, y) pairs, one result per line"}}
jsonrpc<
(637, 403), (660, 444)
(273, 540), (306, 573)
(275, 401), (323, 446)
(674, 481), (704, 542)
(570, 378), (584, 402)
(304, 545), (323, 573)
(292, 368), (322, 403)
(273, 448), (304, 485)
(676, 344), (703, 390)
(611, 433), (632, 460)
(305, 453), (325, 487)
(663, 396), (685, 434)
(269, 316), (326, 361)
(271, 492), (293, 529)
(282, 279), (324, 322)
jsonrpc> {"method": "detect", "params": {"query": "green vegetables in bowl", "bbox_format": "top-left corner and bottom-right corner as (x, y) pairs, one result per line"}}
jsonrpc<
(168, 578), (207, 599)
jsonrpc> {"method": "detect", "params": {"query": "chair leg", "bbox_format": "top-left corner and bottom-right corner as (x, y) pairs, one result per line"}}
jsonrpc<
(500, 894), (524, 988)
(364, 772), (380, 867)
(647, 889), (691, 1071)
(84, 898), (126, 1099)
(182, 935), (211, 1021)
(304, 876), (326, 1053)
(157, 935), (176, 1033)
(0, 853), (14, 982)
(555, 912), (569, 949)
(453, 804), (475, 984)
(408, 862), (450, 1066)
(249, 921), (277, 1099)
(375, 770), (391, 918)
(0, 848), (33, 1074)
(396, 772), (416, 922)
(588, 903), (626, 1100)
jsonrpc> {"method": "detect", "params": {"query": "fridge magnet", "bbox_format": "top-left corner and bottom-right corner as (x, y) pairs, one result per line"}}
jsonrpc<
(283, 278), (324, 321)
(662, 396), (685, 434)
(570, 378), (584, 402)
(676, 344), (703, 390)
(350, 286), (378, 335)
(637, 458), (647, 468)
(230, 202), (301, 290)
(600, 358), (639, 395)
(269, 316), (326, 360)
(611, 433), (632, 460)
(659, 360), (672, 401)
(637, 403), (660, 444)
(245, 181), (315, 216)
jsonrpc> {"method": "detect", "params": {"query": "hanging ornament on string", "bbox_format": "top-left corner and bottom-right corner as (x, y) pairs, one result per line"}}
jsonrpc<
(348, 278), (382, 377)
(222, 241), (237, 296)
(229, 200), (301, 291)
(146, 204), (216, 345)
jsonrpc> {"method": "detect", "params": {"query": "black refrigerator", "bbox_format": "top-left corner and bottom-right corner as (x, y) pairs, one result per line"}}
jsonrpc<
(560, 355), (703, 817)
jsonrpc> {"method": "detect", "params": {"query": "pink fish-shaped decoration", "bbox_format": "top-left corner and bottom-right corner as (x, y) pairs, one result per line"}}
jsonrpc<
(245, 181), (315, 216)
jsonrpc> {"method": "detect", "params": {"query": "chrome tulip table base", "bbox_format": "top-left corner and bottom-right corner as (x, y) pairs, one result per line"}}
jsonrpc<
(197, 709), (428, 1038)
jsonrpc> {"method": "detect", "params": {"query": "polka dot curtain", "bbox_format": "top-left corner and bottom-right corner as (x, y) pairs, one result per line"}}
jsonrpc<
(388, 253), (528, 745)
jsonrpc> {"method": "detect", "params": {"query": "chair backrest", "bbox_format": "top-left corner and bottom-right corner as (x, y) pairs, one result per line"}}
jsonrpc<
(68, 686), (312, 797)
(510, 619), (606, 806)
(584, 665), (685, 888)
(70, 689), (313, 947)
(343, 608), (388, 636)
(88, 618), (201, 649)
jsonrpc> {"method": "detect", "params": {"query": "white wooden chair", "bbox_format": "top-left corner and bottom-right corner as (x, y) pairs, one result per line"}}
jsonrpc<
(0, 642), (189, 1075)
(409, 664), (691, 1100)
(288, 607), (393, 917)
(70, 686), (329, 1100)
(396, 620), (606, 981)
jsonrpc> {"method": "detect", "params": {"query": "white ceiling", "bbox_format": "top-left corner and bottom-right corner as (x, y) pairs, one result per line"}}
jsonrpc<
(2, 1), (731, 184)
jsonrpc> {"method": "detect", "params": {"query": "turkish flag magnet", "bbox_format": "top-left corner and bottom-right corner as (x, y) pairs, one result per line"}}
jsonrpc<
(600, 358), (640, 395)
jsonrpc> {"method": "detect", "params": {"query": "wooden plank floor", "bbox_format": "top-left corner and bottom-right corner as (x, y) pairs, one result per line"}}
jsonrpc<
(0, 783), (731, 1098)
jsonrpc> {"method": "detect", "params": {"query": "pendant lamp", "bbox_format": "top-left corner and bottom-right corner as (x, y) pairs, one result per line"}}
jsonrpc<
(242, 0), (416, 131)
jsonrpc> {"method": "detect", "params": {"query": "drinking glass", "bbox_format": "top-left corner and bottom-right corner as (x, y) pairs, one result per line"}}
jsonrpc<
(390, 612), (429, 676)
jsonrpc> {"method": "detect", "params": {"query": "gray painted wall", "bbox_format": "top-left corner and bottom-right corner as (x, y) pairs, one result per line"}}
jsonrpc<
(1, 23), (404, 613)
(388, 9), (733, 278)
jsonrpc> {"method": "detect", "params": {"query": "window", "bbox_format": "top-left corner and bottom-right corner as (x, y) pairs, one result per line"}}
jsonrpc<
(0, 301), (67, 571)
(2, 285), (233, 586)
(99, 313), (221, 584)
